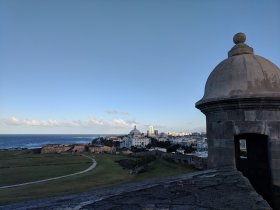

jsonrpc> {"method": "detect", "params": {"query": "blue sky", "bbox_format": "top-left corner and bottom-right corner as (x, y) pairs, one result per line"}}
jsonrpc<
(0, 0), (279, 134)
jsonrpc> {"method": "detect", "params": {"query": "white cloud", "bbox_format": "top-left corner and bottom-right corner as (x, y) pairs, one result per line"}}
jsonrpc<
(88, 118), (105, 126)
(0, 116), (137, 130)
(86, 118), (137, 129)
(109, 119), (134, 128)
(105, 109), (129, 115)
(2, 116), (22, 126)
(144, 124), (167, 129)
(1, 117), (61, 127)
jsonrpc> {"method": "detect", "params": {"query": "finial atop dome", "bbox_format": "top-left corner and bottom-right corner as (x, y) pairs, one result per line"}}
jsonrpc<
(233, 32), (246, 44)
(130, 125), (141, 136)
(228, 32), (253, 57)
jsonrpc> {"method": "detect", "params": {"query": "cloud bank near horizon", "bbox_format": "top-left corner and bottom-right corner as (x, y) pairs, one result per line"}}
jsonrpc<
(0, 116), (137, 129)
(0, 116), (205, 134)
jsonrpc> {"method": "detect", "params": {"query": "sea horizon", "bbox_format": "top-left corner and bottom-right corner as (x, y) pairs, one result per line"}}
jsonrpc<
(0, 134), (124, 149)
(0, 133), (125, 135)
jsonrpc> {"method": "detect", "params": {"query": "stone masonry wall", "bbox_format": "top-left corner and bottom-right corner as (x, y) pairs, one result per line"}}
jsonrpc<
(206, 108), (280, 209)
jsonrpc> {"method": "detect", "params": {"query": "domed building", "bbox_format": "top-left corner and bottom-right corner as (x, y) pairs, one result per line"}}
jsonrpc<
(120, 126), (150, 149)
(129, 125), (142, 137)
(196, 33), (280, 209)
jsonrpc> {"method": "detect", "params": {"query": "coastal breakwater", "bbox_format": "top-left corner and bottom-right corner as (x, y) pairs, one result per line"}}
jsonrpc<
(41, 144), (113, 154)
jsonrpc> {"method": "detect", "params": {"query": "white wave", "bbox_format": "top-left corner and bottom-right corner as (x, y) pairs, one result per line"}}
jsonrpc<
(73, 136), (96, 139)
(73, 140), (92, 144)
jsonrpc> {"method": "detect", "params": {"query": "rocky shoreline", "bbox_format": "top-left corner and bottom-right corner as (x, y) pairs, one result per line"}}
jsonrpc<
(0, 147), (29, 151)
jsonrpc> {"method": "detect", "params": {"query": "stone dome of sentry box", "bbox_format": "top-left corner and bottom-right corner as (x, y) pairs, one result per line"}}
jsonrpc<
(196, 33), (280, 209)
(196, 32), (280, 105)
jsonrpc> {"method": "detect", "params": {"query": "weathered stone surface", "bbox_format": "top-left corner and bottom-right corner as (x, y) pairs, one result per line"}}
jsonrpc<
(41, 144), (74, 154)
(41, 144), (92, 154)
(234, 121), (267, 135)
(256, 111), (280, 121)
(196, 33), (280, 209)
(245, 110), (257, 121)
(207, 111), (228, 122)
(227, 109), (245, 121)
(1, 169), (272, 210)
(196, 53), (280, 104)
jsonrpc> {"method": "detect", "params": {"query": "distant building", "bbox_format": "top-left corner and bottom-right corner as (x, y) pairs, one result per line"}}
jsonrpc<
(120, 136), (132, 148)
(168, 132), (192, 137)
(149, 147), (167, 153)
(148, 125), (155, 136)
(158, 137), (168, 142)
(132, 137), (150, 148)
(129, 125), (142, 137)
(154, 130), (159, 136)
(120, 126), (150, 149)
(176, 148), (185, 155)
(159, 132), (168, 138)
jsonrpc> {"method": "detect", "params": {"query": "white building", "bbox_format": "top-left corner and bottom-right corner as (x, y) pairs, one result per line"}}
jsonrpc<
(148, 125), (155, 136)
(120, 126), (150, 149)
(167, 131), (192, 136)
(120, 136), (132, 148)
(132, 137), (150, 148)
(149, 147), (167, 153)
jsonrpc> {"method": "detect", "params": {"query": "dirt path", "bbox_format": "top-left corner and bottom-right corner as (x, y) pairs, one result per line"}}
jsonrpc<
(0, 155), (96, 189)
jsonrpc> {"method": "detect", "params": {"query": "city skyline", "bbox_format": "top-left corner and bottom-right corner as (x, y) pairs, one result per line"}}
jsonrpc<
(1, 0), (280, 134)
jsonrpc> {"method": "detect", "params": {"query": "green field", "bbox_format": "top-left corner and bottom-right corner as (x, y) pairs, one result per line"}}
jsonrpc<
(0, 150), (194, 205)
(0, 150), (92, 186)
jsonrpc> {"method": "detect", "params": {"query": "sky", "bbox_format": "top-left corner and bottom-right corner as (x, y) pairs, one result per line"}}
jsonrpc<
(0, 0), (279, 134)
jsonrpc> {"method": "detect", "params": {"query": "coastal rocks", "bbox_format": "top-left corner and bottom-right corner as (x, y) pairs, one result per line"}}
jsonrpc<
(0, 148), (28, 151)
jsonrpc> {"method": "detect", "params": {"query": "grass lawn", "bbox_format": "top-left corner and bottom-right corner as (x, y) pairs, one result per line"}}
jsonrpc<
(0, 150), (92, 186)
(0, 151), (194, 205)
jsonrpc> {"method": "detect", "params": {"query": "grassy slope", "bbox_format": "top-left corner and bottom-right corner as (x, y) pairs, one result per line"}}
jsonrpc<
(0, 151), (91, 186)
(0, 152), (194, 205)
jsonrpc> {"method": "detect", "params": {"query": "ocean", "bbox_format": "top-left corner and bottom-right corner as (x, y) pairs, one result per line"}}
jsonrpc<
(0, 134), (105, 149)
